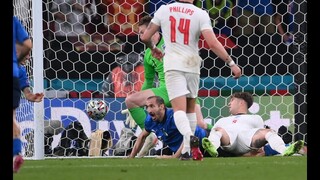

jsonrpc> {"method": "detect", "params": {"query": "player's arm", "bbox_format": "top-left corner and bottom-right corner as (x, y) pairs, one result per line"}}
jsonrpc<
(17, 38), (32, 63)
(128, 129), (150, 158)
(156, 142), (185, 159)
(140, 22), (159, 49)
(140, 23), (163, 60)
(22, 87), (44, 102)
(14, 17), (32, 63)
(19, 67), (44, 102)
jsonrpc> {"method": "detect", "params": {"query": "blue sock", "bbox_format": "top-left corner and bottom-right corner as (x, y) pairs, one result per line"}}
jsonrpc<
(264, 144), (289, 156)
(13, 138), (22, 156)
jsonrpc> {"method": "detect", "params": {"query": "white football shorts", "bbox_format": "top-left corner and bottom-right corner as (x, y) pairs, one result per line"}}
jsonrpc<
(165, 70), (200, 100)
(221, 128), (260, 155)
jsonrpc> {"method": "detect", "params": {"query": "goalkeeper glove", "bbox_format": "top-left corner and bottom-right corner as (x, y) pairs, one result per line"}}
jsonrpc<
(121, 109), (137, 129)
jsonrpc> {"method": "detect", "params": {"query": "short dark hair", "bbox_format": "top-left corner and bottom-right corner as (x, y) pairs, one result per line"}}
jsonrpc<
(231, 92), (254, 108)
(147, 96), (165, 106)
(138, 15), (153, 27)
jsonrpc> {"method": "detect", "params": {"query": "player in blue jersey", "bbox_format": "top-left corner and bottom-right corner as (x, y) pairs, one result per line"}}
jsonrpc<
(128, 96), (206, 159)
(13, 16), (33, 173)
(17, 44), (44, 103)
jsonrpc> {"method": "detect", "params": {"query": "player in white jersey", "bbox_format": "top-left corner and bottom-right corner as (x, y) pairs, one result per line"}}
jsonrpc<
(202, 92), (304, 157)
(140, 0), (241, 160)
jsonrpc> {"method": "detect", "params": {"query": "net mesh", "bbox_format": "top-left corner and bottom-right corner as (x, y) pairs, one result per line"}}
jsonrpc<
(14, 0), (307, 158)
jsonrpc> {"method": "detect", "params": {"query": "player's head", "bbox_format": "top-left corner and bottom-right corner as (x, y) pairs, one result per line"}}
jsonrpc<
(138, 15), (161, 45)
(138, 15), (153, 36)
(145, 96), (166, 122)
(228, 92), (254, 115)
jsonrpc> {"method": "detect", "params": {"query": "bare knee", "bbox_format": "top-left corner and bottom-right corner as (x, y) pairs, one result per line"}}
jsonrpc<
(13, 120), (21, 138)
(251, 129), (274, 148)
(125, 94), (135, 108)
(213, 127), (230, 146)
(125, 94), (143, 109)
(126, 90), (154, 108)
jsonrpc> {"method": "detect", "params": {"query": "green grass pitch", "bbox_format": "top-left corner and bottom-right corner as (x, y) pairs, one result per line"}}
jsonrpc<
(14, 156), (307, 180)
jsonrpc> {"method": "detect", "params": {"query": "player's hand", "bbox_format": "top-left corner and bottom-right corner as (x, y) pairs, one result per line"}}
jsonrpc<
(230, 65), (241, 79)
(121, 109), (137, 129)
(26, 92), (44, 102)
(151, 47), (164, 61)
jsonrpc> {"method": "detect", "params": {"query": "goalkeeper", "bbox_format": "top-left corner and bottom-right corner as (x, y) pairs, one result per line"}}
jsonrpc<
(123, 15), (212, 131)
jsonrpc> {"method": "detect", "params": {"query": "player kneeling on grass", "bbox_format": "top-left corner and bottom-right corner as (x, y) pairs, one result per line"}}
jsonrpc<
(201, 92), (304, 157)
(128, 96), (203, 160)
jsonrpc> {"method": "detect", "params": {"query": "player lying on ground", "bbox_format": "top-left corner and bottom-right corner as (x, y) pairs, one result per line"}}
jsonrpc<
(202, 92), (304, 157)
(128, 94), (305, 159)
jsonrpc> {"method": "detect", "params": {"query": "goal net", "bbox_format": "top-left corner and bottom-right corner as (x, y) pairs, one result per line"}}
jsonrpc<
(14, 0), (307, 159)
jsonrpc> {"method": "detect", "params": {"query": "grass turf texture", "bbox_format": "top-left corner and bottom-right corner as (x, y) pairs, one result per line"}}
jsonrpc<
(14, 156), (306, 180)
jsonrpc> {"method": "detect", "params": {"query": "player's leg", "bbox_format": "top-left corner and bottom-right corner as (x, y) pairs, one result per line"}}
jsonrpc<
(150, 82), (210, 133)
(251, 128), (304, 156)
(185, 72), (200, 134)
(202, 127), (222, 157)
(166, 71), (193, 158)
(125, 89), (155, 129)
(152, 86), (171, 107)
(185, 73), (203, 160)
(171, 96), (192, 152)
(13, 77), (24, 173)
(13, 111), (21, 156)
(13, 111), (24, 173)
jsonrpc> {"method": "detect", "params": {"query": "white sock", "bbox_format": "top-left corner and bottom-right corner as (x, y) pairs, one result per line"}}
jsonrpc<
(187, 113), (197, 134)
(265, 131), (286, 154)
(208, 130), (222, 150)
(174, 110), (193, 154)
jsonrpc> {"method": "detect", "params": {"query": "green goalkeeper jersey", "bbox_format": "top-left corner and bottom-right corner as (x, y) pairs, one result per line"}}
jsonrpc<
(141, 36), (165, 90)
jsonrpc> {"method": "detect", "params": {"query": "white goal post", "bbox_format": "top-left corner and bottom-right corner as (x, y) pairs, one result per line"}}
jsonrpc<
(14, 0), (45, 159)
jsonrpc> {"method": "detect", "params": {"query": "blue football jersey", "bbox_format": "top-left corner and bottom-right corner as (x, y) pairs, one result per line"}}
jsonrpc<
(19, 65), (30, 90)
(144, 108), (207, 153)
(13, 16), (30, 77)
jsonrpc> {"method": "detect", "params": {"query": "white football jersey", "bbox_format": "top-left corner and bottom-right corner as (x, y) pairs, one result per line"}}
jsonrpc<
(213, 114), (265, 132)
(152, 2), (212, 74)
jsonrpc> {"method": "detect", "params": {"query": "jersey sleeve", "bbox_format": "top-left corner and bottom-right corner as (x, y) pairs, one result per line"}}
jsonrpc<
(13, 17), (30, 43)
(19, 66), (30, 90)
(151, 5), (165, 26)
(199, 10), (213, 31)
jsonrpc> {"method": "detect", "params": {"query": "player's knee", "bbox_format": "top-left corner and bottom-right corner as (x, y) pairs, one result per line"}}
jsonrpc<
(252, 129), (276, 145)
(125, 94), (136, 108)
(13, 125), (21, 138)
